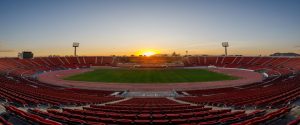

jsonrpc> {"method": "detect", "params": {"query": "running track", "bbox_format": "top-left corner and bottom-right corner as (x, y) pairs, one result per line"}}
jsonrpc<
(37, 68), (263, 91)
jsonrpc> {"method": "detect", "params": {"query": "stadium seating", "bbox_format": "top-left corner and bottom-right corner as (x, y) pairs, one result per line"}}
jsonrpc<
(84, 56), (96, 65)
(18, 101), (295, 125)
(0, 56), (299, 124)
(25, 98), (271, 125)
(177, 76), (300, 108)
(184, 56), (300, 76)
(288, 116), (300, 125)
(1, 56), (299, 76)
(0, 115), (12, 125)
(232, 107), (291, 125)
(4, 105), (61, 125)
(0, 76), (122, 106)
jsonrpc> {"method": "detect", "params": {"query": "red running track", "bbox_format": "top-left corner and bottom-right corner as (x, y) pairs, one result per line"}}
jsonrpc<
(37, 68), (263, 91)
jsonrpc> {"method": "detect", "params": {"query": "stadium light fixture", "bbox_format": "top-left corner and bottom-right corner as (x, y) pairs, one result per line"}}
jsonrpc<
(73, 42), (79, 56)
(222, 42), (229, 56)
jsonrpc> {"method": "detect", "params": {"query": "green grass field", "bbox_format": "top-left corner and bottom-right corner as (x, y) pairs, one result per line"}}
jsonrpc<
(64, 68), (238, 83)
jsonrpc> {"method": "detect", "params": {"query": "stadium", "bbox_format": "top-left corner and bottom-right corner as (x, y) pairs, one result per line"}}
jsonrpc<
(0, 54), (299, 125)
(1, 0), (300, 125)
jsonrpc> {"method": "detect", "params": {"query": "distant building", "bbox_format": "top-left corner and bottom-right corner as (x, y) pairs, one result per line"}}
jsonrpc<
(18, 51), (34, 59)
(270, 52), (300, 57)
(153, 54), (169, 57)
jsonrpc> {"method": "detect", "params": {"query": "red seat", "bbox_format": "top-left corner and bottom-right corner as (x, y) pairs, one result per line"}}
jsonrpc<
(116, 119), (133, 125)
(166, 114), (180, 119)
(152, 119), (169, 124)
(171, 119), (187, 124)
(198, 121), (219, 125)
(152, 114), (165, 119)
(137, 114), (151, 119)
(134, 119), (151, 124)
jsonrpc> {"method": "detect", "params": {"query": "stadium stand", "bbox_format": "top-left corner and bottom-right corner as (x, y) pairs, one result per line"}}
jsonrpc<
(2, 98), (293, 125)
(288, 116), (300, 125)
(177, 76), (300, 108)
(0, 56), (299, 124)
(0, 115), (12, 125)
(27, 98), (267, 125)
(4, 105), (61, 125)
(0, 76), (121, 107)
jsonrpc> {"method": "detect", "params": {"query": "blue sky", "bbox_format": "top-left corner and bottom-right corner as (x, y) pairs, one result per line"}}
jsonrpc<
(0, 0), (299, 57)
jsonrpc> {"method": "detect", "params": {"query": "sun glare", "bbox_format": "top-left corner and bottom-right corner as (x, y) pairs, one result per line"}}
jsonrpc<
(143, 51), (156, 57)
(136, 49), (160, 57)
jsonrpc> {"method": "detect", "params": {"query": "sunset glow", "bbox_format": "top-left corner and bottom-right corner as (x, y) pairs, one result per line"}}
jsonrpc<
(136, 49), (160, 57)
(142, 51), (156, 57)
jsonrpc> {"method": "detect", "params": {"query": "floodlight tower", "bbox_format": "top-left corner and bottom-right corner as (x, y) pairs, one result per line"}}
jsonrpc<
(222, 42), (229, 56)
(73, 42), (79, 56)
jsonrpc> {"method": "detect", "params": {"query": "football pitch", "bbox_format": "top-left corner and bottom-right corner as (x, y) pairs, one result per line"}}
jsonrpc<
(64, 68), (238, 83)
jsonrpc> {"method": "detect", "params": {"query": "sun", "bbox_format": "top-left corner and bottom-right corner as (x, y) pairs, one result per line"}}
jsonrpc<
(142, 51), (156, 57)
(136, 49), (160, 57)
